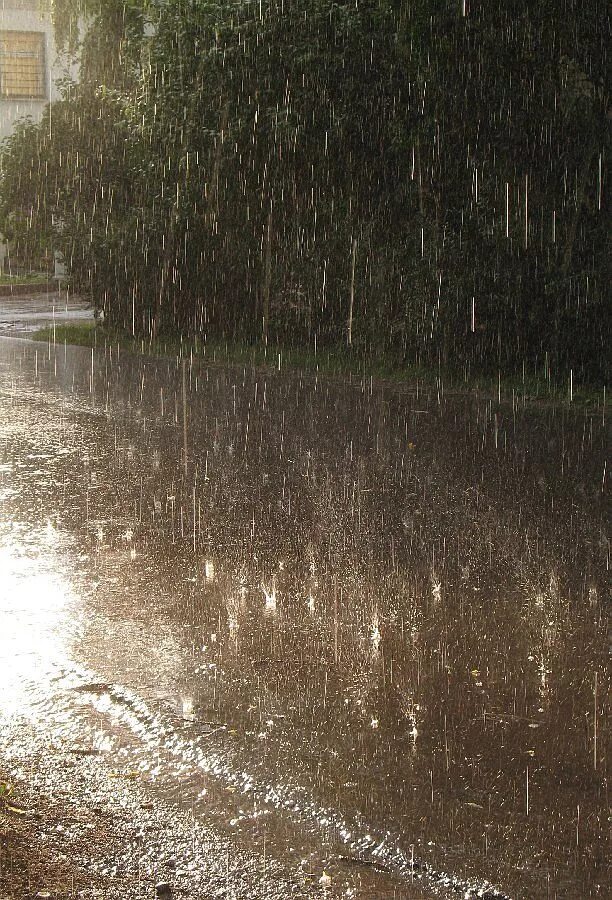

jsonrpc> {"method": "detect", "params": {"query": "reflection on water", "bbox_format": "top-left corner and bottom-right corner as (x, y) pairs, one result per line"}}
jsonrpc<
(0, 336), (608, 898)
(0, 527), (75, 715)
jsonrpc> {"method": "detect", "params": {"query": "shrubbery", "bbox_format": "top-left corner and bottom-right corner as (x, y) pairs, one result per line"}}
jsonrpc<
(1, 0), (609, 381)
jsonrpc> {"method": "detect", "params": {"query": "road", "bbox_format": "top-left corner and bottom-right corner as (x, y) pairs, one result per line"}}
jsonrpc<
(0, 331), (608, 899)
(0, 291), (93, 335)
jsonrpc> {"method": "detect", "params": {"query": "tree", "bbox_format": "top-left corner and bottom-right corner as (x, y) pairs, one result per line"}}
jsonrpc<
(1, 0), (608, 380)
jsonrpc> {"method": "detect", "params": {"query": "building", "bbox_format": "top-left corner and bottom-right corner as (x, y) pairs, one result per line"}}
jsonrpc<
(0, 0), (65, 141)
(0, 0), (72, 272)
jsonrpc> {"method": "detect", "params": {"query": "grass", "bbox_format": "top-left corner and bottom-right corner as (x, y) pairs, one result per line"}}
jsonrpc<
(32, 321), (96, 346)
(31, 323), (439, 391)
(0, 273), (51, 284)
(31, 321), (608, 409)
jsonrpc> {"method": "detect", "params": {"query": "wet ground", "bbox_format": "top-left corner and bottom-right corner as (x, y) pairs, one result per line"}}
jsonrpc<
(0, 330), (608, 899)
(0, 293), (93, 335)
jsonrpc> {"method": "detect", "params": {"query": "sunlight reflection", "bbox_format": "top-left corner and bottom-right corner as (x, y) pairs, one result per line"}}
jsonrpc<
(370, 613), (381, 653)
(262, 576), (277, 614)
(0, 537), (74, 715)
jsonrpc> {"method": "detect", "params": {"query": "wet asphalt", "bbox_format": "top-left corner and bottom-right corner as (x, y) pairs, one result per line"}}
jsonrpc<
(0, 292), (93, 335)
(0, 328), (608, 899)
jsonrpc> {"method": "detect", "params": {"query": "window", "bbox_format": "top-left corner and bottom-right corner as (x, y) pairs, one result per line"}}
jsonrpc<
(1, 2), (40, 10)
(0, 32), (46, 99)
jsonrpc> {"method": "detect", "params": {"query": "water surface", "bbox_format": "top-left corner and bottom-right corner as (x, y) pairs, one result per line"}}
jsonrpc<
(0, 335), (608, 898)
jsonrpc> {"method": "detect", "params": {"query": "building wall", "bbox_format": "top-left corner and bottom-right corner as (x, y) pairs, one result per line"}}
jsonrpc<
(0, 0), (74, 271)
(0, 0), (70, 140)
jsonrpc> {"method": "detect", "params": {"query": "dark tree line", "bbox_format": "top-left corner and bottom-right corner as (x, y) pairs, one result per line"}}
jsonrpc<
(1, 0), (609, 380)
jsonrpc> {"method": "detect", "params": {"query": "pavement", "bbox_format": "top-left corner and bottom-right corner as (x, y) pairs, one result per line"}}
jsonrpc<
(0, 299), (607, 900)
(0, 291), (94, 335)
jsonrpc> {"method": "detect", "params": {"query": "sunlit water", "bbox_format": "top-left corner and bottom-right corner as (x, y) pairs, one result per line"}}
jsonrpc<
(0, 336), (608, 898)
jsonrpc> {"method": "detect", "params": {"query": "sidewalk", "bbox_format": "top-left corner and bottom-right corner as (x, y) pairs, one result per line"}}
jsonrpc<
(0, 292), (94, 336)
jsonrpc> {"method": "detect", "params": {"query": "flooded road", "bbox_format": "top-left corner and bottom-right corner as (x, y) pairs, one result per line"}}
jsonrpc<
(0, 335), (608, 898)
(0, 293), (93, 335)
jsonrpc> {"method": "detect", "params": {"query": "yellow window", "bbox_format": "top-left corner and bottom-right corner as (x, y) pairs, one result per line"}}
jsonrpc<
(1, 2), (41, 9)
(0, 31), (46, 99)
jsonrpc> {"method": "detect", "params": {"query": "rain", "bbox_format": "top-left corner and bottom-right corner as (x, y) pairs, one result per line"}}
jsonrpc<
(0, 1), (609, 898)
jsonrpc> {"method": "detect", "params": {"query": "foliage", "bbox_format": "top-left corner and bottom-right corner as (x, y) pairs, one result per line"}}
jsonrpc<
(51, 0), (150, 86)
(0, 273), (49, 284)
(1, 0), (609, 381)
(32, 322), (97, 346)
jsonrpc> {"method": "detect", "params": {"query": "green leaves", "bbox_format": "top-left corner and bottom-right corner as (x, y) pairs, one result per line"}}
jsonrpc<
(0, 0), (608, 379)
